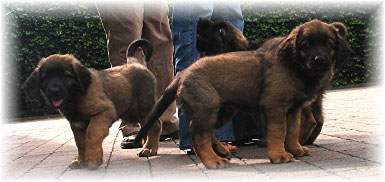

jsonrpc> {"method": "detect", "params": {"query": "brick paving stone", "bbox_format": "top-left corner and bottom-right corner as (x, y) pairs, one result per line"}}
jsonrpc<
(21, 165), (67, 179)
(36, 152), (76, 168)
(59, 167), (106, 180)
(312, 134), (346, 145)
(104, 160), (152, 179)
(333, 165), (383, 179)
(318, 140), (374, 152)
(300, 148), (350, 162)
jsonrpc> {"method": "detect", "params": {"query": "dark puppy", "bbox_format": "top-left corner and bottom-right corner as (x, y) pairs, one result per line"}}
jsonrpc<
(196, 18), (350, 145)
(22, 39), (161, 170)
(196, 18), (249, 57)
(135, 20), (351, 169)
(196, 18), (285, 55)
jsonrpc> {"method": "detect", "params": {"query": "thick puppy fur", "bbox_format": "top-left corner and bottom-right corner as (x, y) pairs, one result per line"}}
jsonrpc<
(22, 39), (161, 170)
(196, 18), (351, 145)
(135, 20), (351, 169)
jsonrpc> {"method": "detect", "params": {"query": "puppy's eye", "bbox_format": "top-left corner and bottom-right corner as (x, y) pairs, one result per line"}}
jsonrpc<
(300, 41), (310, 48)
(40, 72), (47, 79)
(327, 39), (336, 49)
(65, 70), (74, 77)
(217, 28), (226, 37)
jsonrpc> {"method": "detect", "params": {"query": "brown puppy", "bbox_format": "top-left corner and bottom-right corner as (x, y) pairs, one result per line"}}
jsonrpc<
(135, 20), (351, 168)
(196, 18), (350, 145)
(22, 39), (162, 170)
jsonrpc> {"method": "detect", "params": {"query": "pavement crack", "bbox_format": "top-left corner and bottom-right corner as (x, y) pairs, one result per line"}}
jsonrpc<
(102, 128), (121, 178)
(233, 154), (274, 180)
(302, 160), (350, 180)
(312, 143), (380, 164)
(171, 139), (212, 180)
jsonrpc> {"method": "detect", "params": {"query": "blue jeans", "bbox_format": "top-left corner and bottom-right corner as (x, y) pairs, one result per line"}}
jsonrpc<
(172, 1), (244, 150)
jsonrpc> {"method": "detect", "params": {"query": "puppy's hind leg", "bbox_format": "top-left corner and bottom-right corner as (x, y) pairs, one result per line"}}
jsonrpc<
(211, 105), (238, 160)
(212, 136), (231, 160)
(192, 125), (229, 169)
(138, 118), (162, 157)
(285, 110), (312, 157)
(299, 106), (317, 145)
(135, 75), (162, 157)
(305, 97), (324, 145)
(190, 109), (230, 169)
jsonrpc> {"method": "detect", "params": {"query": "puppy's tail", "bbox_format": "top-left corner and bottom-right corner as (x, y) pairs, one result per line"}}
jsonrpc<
(126, 39), (153, 64)
(134, 77), (181, 145)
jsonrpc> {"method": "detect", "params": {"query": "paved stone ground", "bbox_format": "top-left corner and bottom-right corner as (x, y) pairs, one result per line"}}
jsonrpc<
(2, 86), (384, 181)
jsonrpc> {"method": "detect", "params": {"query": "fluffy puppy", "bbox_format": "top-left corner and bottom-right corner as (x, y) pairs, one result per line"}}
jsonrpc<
(135, 20), (351, 169)
(22, 39), (162, 170)
(196, 18), (350, 145)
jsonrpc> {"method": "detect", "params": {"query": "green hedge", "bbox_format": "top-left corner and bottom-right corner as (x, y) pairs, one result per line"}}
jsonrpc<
(4, 2), (381, 118)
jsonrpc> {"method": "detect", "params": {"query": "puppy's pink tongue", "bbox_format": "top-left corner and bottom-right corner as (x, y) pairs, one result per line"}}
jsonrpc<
(52, 99), (63, 107)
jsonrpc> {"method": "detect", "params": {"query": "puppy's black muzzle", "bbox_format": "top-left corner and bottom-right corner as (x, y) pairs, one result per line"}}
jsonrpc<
(45, 80), (66, 108)
(309, 55), (332, 71)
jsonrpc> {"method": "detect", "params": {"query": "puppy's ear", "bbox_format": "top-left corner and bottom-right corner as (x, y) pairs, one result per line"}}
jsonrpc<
(331, 22), (347, 39)
(278, 27), (302, 64)
(331, 22), (352, 68)
(72, 62), (91, 96)
(22, 68), (40, 101)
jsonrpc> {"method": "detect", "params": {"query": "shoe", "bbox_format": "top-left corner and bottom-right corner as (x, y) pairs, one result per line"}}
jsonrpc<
(159, 131), (179, 141)
(186, 149), (195, 155)
(221, 142), (237, 154)
(121, 134), (143, 149)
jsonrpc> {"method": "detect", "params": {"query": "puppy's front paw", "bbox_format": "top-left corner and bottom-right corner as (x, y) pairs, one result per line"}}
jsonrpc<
(86, 160), (102, 170)
(69, 159), (85, 169)
(302, 146), (312, 155)
(203, 156), (230, 169)
(268, 151), (294, 164)
(288, 146), (312, 157)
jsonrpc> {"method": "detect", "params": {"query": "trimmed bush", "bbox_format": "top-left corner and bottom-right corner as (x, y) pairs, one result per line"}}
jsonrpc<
(4, 2), (381, 118)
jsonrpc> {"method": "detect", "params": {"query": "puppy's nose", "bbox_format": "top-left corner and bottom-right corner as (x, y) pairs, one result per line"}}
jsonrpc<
(314, 56), (326, 64)
(49, 87), (60, 96)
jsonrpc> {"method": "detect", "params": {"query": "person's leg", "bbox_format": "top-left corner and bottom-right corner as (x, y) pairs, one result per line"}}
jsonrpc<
(96, 2), (144, 67)
(172, 2), (236, 150)
(97, 2), (144, 143)
(142, 2), (179, 136)
(211, 1), (244, 31)
(172, 2), (213, 150)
